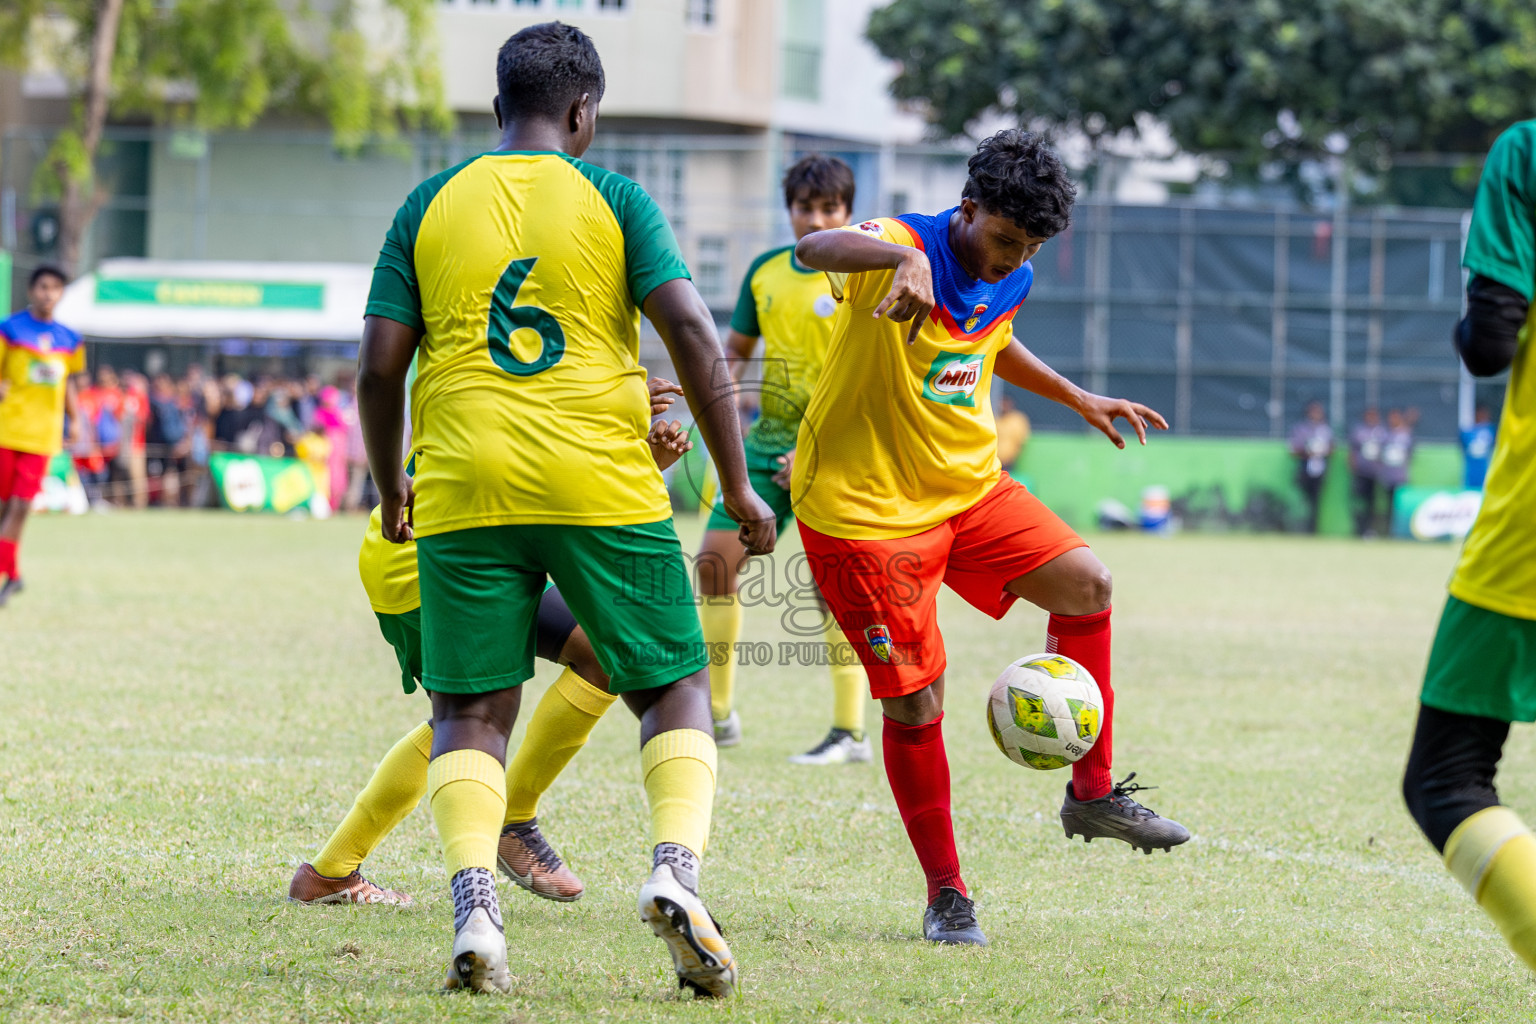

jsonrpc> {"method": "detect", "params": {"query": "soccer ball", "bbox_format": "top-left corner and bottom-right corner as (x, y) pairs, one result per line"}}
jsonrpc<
(986, 654), (1102, 770)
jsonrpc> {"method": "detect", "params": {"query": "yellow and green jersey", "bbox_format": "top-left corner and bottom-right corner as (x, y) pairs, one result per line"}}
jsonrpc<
(731, 245), (838, 456)
(365, 151), (692, 537)
(1451, 120), (1536, 621)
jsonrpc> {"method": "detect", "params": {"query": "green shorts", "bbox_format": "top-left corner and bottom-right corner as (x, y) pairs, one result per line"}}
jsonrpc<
(1420, 595), (1536, 722)
(705, 447), (795, 533)
(415, 519), (708, 694)
(376, 609), (423, 695)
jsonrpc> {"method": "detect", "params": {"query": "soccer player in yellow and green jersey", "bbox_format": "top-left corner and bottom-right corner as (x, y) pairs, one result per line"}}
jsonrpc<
(0, 265), (83, 605)
(354, 23), (773, 998)
(696, 154), (871, 765)
(288, 384), (693, 909)
(1403, 119), (1536, 975)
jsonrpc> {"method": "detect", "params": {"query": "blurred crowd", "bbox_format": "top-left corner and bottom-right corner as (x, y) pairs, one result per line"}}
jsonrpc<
(67, 366), (374, 512)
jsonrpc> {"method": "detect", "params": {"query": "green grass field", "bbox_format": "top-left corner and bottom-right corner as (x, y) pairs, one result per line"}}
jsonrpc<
(2, 512), (1533, 1023)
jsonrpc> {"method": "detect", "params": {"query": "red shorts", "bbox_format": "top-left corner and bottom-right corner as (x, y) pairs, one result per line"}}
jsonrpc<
(800, 476), (1086, 698)
(0, 448), (50, 504)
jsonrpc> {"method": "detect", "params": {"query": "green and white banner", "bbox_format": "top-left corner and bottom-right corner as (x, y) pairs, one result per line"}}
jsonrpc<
(208, 453), (324, 515)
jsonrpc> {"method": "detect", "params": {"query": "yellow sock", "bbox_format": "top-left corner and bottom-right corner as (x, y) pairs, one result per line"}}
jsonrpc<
(426, 748), (506, 877)
(313, 721), (433, 877)
(1445, 806), (1536, 970)
(825, 619), (866, 738)
(699, 596), (742, 722)
(504, 667), (617, 824)
(641, 729), (717, 857)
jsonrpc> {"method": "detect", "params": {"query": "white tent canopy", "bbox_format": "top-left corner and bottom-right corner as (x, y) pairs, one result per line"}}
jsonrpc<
(55, 259), (372, 341)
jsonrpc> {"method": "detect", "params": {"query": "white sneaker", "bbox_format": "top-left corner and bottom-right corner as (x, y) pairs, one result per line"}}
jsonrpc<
(443, 906), (511, 994)
(712, 710), (742, 748)
(789, 728), (872, 765)
(637, 864), (737, 998)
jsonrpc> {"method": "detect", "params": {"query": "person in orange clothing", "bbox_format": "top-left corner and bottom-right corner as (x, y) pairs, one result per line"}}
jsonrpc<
(0, 265), (84, 605)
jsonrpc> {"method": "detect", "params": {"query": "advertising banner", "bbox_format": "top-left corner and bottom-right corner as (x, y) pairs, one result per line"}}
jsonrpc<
(208, 452), (323, 515)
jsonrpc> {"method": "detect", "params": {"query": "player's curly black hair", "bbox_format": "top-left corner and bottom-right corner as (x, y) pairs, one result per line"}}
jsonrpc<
(496, 22), (605, 121)
(962, 130), (1077, 239)
(28, 264), (66, 288)
(782, 154), (856, 210)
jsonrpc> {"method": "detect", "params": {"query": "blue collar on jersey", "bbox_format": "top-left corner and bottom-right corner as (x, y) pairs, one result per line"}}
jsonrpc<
(1, 309), (81, 354)
(895, 207), (1033, 339)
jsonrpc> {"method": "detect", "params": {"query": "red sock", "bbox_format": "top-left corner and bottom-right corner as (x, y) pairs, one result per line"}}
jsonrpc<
(882, 713), (963, 900)
(0, 538), (15, 581)
(1048, 607), (1114, 801)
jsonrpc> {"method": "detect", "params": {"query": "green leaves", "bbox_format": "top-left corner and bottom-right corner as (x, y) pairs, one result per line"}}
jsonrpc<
(867, 0), (1536, 166)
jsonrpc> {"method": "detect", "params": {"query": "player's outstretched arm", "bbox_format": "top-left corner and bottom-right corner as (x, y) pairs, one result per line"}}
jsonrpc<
(796, 229), (933, 345)
(996, 338), (1167, 449)
(641, 279), (776, 556)
(357, 314), (421, 542)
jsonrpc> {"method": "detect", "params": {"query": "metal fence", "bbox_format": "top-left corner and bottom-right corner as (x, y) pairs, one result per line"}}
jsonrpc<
(1011, 201), (1487, 440)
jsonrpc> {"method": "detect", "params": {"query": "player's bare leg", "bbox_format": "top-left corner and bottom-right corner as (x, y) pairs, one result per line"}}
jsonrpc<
(500, 625), (613, 901)
(430, 687), (521, 995)
(625, 668), (737, 997)
(1005, 547), (1189, 854)
(0, 497), (32, 605)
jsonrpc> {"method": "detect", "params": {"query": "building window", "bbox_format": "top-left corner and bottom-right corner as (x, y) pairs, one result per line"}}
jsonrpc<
(553, 0), (582, 9)
(595, 0), (626, 9)
(781, 0), (822, 101)
(696, 237), (728, 299)
(686, 0), (714, 28)
(512, 0), (541, 6)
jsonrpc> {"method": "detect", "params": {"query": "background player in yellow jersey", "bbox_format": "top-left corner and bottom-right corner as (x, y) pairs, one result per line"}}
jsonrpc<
(792, 130), (1188, 945)
(289, 384), (693, 908)
(697, 154), (872, 763)
(356, 23), (773, 997)
(0, 265), (83, 605)
(1402, 119), (1536, 973)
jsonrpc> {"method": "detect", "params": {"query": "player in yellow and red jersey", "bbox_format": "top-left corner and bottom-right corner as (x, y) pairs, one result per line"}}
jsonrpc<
(0, 265), (83, 605)
(792, 130), (1190, 946)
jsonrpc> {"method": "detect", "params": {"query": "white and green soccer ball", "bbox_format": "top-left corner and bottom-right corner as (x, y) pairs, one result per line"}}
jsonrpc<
(986, 654), (1103, 770)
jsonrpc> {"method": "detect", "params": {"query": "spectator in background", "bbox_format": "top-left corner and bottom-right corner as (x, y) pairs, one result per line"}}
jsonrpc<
(146, 373), (187, 506)
(1289, 399), (1333, 534)
(119, 371), (150, 509)
(343, 383), (370, 512)
(1461, 404), (1496, 490)
(995, 393), (1031, 474)
(1377, 408), (1415, 534)
(70, 371), (108, 507)
(313, 385), (350, 513)
(1349, 406), (1387, 537)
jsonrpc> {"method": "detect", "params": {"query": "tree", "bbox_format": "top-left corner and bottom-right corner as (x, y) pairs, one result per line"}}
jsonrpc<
(867, 0), (1536, 173)
(0, 0), (452, 275)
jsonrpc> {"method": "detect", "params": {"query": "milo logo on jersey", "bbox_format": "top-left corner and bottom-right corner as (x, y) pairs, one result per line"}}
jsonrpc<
(921, 351), (986, 407)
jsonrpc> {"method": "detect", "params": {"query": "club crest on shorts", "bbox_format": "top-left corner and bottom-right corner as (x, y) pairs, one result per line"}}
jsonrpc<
(865, 624), (893, 663)
(964, 303), (988, 332)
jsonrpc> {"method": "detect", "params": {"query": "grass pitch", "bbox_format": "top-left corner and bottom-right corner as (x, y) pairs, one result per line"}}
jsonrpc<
(2, 512), (1533, 1023)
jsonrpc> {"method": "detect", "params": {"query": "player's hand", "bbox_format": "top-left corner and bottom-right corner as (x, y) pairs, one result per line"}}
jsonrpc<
(1076, 393), (1168, 449)
(647, 418), (692, 472)
(771, 448), (796, 489)
(380, 476), (415, 543)
(723, 487), (777, 556)
(873, 250), (935, 345)
(647, 377), (683, 416)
